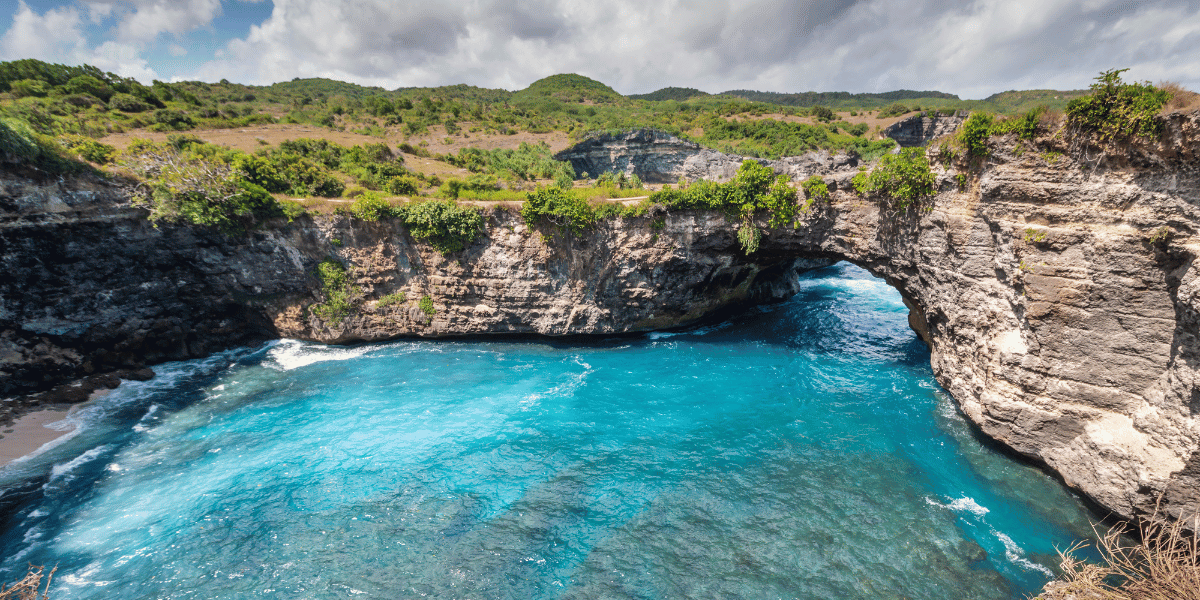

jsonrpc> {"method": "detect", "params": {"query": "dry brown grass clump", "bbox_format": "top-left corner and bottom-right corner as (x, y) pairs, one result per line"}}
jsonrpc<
(1047, 516), (1200, 600)
(0, 565), (55, 600)
(1159, 81), (1200, 112)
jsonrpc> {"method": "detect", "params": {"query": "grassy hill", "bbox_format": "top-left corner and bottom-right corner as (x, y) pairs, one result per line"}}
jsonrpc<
(515, 74), (624, 104)
(628, 87), (710, 102)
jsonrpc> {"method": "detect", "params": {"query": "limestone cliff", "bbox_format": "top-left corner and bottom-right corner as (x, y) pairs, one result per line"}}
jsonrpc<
(884, 112), (969, 147)
(553, 128), (860, 183)
(3, 111), (1200, 526)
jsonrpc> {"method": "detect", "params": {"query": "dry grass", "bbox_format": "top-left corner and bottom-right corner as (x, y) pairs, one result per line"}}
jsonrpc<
(0, 565), (54, 600)
(1159, 81), (1200, 113)
(1047, 515), (1200, 600)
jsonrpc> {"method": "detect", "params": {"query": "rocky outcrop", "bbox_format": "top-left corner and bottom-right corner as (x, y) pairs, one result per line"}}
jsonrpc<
(4, 112), (1200, 527)
(554, 128), (860, 183)
(884, 112), (968, 146)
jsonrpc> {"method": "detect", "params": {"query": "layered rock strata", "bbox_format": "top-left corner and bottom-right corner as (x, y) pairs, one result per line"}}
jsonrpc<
(3, 112), (1200, 525)
(884, 112), (969, 146)
(554, 128), (860, 183)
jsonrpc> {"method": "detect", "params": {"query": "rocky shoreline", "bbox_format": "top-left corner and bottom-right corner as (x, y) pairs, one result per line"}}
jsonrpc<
(3, 113), (1200, 527)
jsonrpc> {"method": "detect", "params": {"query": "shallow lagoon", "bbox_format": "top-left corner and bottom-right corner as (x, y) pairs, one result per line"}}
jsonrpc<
(0, 263), (1099, 599)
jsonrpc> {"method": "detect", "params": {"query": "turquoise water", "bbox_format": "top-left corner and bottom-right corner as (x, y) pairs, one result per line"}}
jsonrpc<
(0, 263), (1100, 599)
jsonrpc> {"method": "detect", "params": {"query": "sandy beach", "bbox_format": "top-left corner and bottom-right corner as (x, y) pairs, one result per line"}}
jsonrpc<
(0, 409), (75, 467)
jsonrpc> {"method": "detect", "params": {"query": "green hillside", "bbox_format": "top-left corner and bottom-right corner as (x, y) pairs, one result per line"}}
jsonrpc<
(629, 87), (710, 102)
(516, 74), (624, 104)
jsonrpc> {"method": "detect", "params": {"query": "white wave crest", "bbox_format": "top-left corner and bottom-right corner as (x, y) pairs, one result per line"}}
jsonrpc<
(267, 339), (372, 371)
(924, 495), (990, 518)
(995, 531), (1054, 577)
(48, 445), (111, 482)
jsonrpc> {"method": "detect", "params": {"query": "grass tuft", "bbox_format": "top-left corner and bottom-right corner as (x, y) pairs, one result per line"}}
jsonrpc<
(1045, 515), (1200, 600)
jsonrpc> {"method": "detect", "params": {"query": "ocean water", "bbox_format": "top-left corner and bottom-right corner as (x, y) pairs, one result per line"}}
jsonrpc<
(0, 263), (1101, 599)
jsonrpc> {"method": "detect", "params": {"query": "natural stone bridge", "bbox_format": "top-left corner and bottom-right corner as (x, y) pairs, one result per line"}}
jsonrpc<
(3, 113), (1200, 524)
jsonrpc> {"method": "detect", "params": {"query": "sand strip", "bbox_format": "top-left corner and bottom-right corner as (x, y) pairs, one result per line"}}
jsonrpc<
(0, 409), (75, 467)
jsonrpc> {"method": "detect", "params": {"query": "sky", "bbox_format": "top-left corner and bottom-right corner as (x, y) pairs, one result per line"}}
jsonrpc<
(2, 0), (1198, 99)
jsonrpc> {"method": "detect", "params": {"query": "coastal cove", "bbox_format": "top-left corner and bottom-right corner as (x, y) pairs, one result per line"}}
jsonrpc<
(5, 110), (1200, 529)
(0, 264), (1103, 599)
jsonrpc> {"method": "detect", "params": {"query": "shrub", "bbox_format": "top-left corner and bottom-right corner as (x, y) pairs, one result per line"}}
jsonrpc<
(1050, 517), (1200, 600)
(864, 147), (936, 211)
(385, 175), (421, 196)
(60, 134), (115, 164)
(1160, 81), (1200, 112)
(235, 153), (288, 193)
(1067, 68), (1171, 142)
(959, 112), (995, 157)
(9, 78), (48, 98)
(419, 295), (436, 316)
(376, 291), (406, 308)
(801, 175), (829, 202)
(396, 199), (484, 253)
(311, 259), (355, 325)
(153, 109), (195, 131)
(878, 103), (911, 118)
(810, 105), (835, 122)
(521, 186), (596, 234)
(119, 141), (285, 230)
(350, 192), (394, 221)
(109, 92), (151, 113)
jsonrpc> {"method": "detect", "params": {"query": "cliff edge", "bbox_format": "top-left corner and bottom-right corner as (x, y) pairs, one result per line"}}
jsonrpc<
(3, 112), (1200, 525)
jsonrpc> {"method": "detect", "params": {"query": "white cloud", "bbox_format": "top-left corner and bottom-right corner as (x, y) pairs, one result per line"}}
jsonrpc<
(168, 43), (187, 57)
(0, 1), (159, 82)
(109, 0), (224, 42)
(4, 0), (1200, 97)
(0, 1), (88, 62)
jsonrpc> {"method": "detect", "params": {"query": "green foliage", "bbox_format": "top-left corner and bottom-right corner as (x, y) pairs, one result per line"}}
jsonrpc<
(396, 199), (484, 253)
(350, 192), (394, 221)
(152, 109), (195, 131)
(376, 291), (406, 307)
(109, 93), (151, 113)
(384, 175), (421, 196)
(0, 117), (42, 161)
(516, 74), (623, 104)
(521, 186), (597, 234)
(697, 116), (895, 160)
(119, 139), (287, 231)
(957, 106), (1048, 157)
(627, 87), (710, 102)
(959, 112), (995, 157)
(810, 105), (835, 122)
(444, 142), (571, 182)
(439, 174), (498, 199)
(737, 220), (761, 254)
(864, 147), (936, 211)
(311, 259), (355, 325)
(878, 103), (912, 118)
(852, 169), (869, 195)
(419, 295), (436, 316)
(801, 175), (829, 202)
(59, 134), (115, 164)
(1023, 228), (1048, 243)
(0, 116), (89, 173)
(9, 79), (48, 98)
(647, 160), (800, 238)
(1067, 69), (1170, 141)
(1148, 226), (1172, 244)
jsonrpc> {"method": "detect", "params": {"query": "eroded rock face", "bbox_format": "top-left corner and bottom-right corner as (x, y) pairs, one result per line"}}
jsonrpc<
(884, 112), (968, 147)
(4, 112), (1200, 524)
(553, 128), (860, 183)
